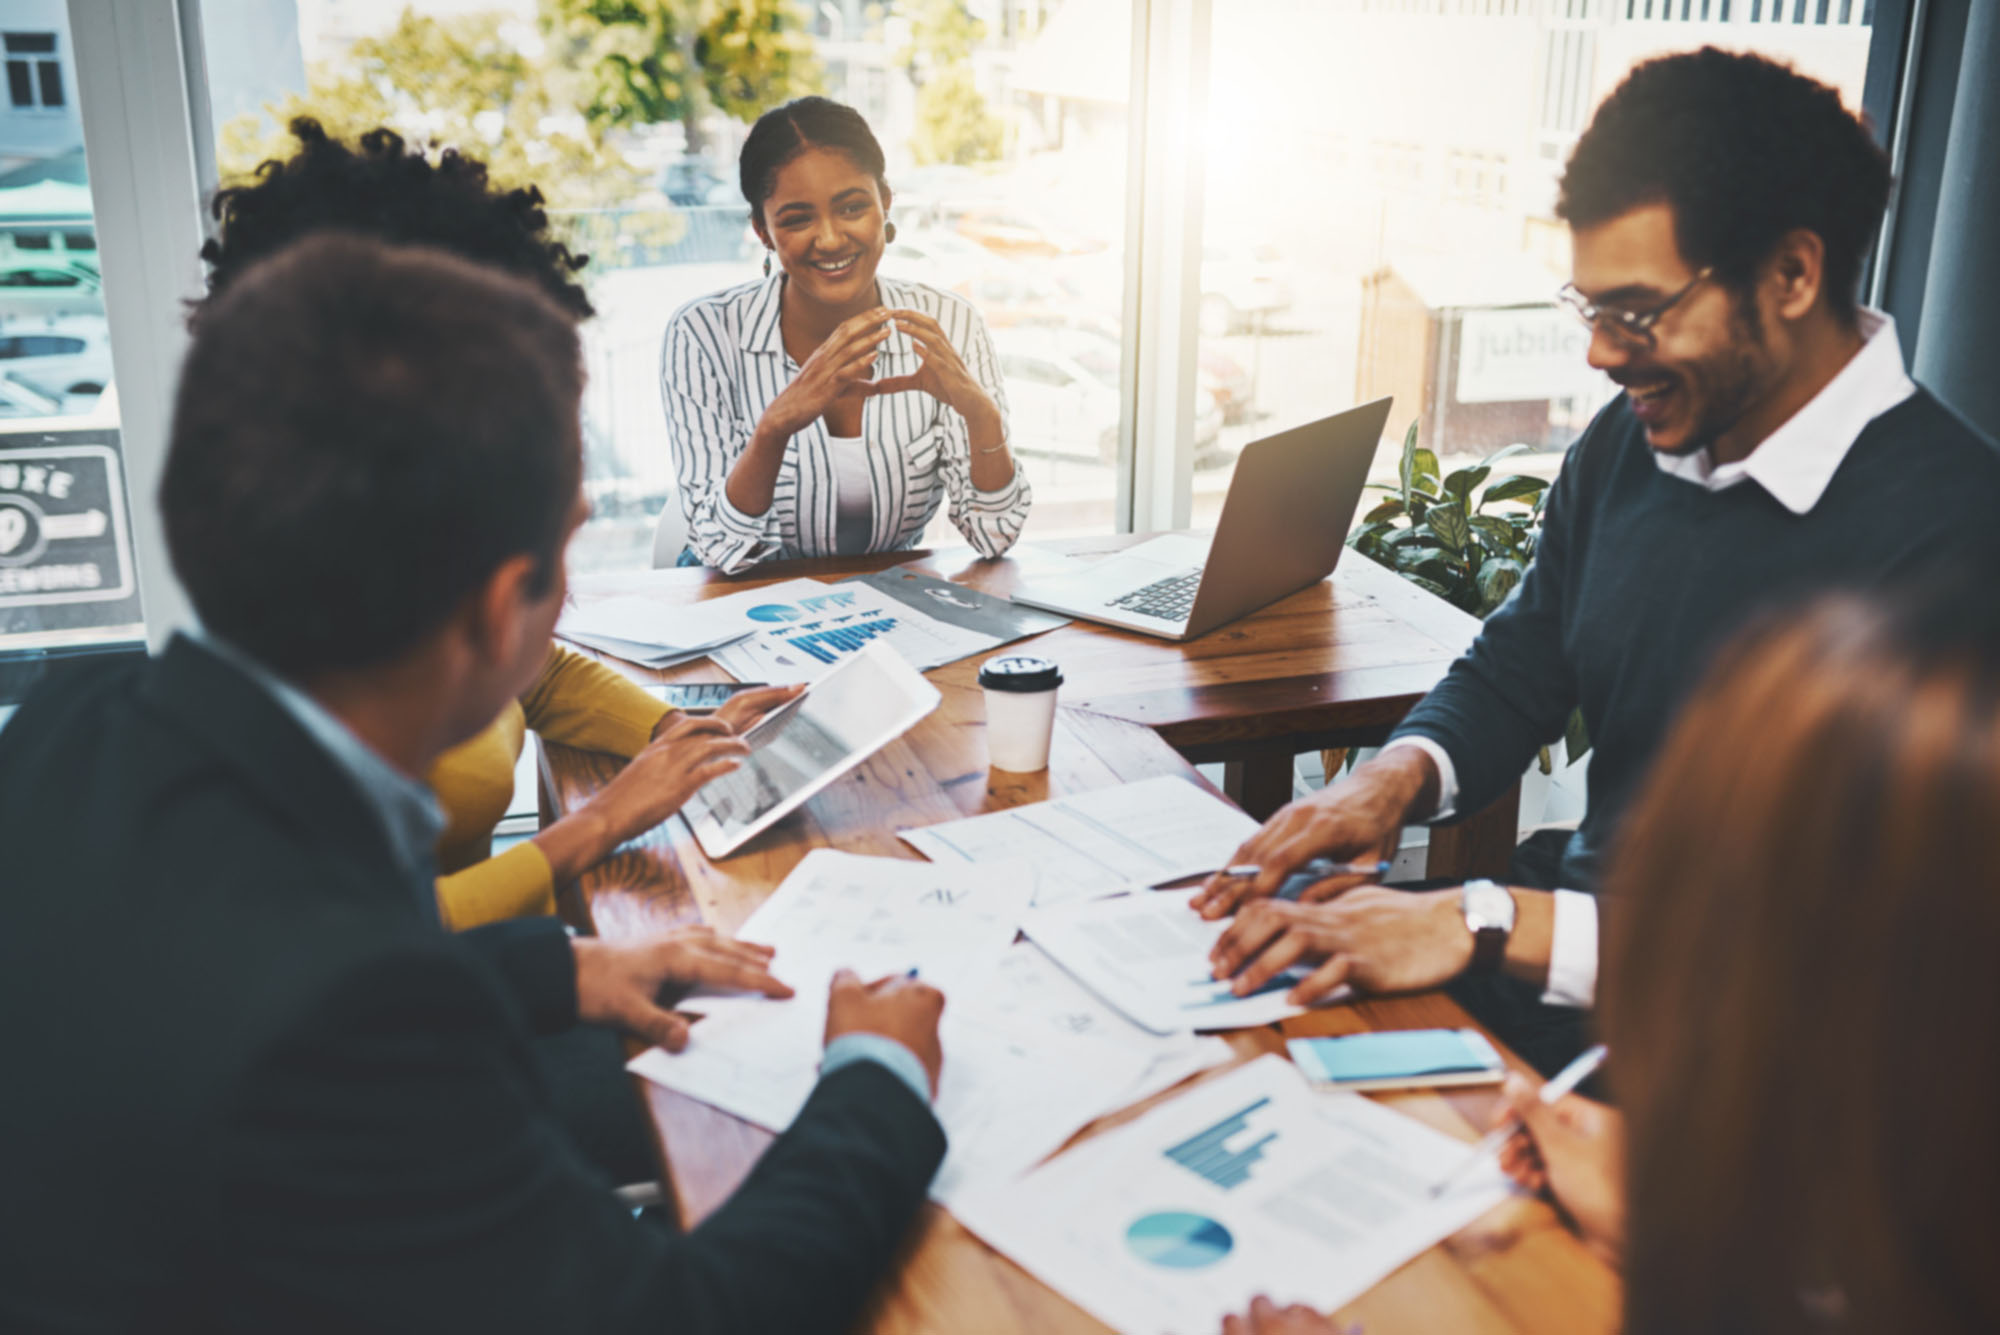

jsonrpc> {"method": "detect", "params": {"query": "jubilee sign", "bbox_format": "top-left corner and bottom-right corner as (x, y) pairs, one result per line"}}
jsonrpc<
(0, 443), (135, 609)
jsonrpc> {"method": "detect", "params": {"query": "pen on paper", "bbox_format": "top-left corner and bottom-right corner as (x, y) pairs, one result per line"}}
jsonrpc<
(1223, 859), (1392, 880)
(1428, 1044), (1608, 1198)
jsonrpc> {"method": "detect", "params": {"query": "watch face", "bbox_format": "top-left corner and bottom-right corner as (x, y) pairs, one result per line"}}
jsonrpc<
(1463, 882), (1515, 933)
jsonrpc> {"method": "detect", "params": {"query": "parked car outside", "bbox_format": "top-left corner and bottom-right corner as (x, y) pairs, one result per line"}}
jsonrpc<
(994, 325), (1224, 466)
(0, 257), (103, 322)
(0, 316), (112, 402)
(0, 373), (62, 418)
(1199, 242), (1292, 335)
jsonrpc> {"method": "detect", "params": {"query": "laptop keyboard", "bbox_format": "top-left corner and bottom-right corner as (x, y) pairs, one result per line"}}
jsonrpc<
(1108, 568), (1203, 622)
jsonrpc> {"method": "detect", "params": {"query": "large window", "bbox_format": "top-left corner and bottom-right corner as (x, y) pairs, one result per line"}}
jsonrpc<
(0, 4), (143, 666)
(0, 0), (1905, 692)
(1193, 0), (1876, 529)
(200, 0), (1133, 572)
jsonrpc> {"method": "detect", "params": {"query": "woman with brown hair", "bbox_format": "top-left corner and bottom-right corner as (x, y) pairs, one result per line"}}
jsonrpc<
(1224, 583), (2000, 1334)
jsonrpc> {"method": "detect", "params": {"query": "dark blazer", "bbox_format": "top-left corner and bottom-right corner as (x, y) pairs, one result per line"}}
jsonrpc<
(0, 637), (945, 1333)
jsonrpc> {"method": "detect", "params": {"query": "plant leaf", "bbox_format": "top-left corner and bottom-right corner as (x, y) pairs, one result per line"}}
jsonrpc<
(1564, 707), (1592, 766)
(1469, 514), (1522, 554)
(1477, 442), (1534, 471)
(1411, 447), (1442, 488)
(1397, 420), (1420, 506)
(1475, 556), (1525, 614)
(1442, 465), (1491, 502)
(1481, 474), (1551, 506)
(1425, 504), (1470, 552)
(1360, 499), (1406, 524)
(1382, 527), (1441, 550)
(1409, 557), (1461, 587)
(1403, 573), (1454, 600)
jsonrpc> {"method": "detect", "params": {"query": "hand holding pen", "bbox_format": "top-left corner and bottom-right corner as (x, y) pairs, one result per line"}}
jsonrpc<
(1431, 1044), (1609, 1198)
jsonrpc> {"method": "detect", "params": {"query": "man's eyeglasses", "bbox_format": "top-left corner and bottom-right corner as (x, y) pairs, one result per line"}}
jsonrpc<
(1557, 267), (1712, 349)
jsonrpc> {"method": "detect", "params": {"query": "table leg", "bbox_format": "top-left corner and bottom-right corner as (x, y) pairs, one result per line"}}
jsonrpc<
(1222, 754), (1296, 822)
(1425, 782), (1521, 882)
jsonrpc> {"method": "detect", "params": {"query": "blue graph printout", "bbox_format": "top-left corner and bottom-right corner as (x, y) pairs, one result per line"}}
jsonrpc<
(1162, 1096), (1277, 1190)
(782, 616), (900, 664)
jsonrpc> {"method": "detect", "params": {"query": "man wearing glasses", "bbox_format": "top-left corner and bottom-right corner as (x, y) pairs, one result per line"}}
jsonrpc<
(1194, 47), (2000, 1070)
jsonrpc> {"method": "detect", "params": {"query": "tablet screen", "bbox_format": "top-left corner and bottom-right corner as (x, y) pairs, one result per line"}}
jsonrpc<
(682, 641), (941, 858)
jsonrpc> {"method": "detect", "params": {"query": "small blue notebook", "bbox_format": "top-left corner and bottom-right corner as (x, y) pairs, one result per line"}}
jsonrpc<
(1287, 1029), (1505, 1091)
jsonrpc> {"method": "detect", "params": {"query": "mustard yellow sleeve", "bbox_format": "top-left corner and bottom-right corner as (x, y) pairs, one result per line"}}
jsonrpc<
(519, 645), (674, 758)
(436, 840), (558, 931)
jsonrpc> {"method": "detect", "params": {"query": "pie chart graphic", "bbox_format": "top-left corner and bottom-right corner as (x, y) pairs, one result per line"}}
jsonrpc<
(1124, 1211), (1234, 1270)
(747, 603), (802, 623)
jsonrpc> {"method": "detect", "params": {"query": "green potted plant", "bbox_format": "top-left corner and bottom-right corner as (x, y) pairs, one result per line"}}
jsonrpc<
(1343, 422), (1588, 773)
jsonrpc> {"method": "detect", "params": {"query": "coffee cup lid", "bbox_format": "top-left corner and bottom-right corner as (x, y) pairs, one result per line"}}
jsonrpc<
(979, 654), (1063, 693)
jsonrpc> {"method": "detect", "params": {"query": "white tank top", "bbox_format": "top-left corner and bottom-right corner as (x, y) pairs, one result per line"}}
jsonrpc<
(827, 434), (873, 555)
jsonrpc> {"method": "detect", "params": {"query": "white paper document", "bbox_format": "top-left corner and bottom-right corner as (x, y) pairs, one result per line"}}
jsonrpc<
(953, 1056), (1514, 1335)
(555, 595), (752, 668)
(966, 940), (1234, 1121)
(1021, 889), (1347, 1035)
(626, 851), (1159, 1203)
(625, 849), (1031, 1133)
(899, 776), (1263, 910)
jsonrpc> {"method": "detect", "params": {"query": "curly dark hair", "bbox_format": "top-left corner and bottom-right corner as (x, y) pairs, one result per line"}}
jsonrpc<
(1558, 48), (1891, 325)
(195, 118), (593, 324)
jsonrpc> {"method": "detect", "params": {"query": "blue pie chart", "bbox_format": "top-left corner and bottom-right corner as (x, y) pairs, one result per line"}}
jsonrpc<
(1124, 1211), (1234, 1270)
(747, 604), (802, 623)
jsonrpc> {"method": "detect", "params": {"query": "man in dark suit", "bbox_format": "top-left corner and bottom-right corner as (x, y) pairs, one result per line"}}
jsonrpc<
(0, 234), (947, 1331)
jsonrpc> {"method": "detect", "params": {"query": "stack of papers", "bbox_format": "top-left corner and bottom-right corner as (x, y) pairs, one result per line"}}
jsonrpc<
(900, 775), (1262, 910)
(556, 595), (751, 668)
(952, 1056), (1512, 1335)
(626, 851), (1231, 1206)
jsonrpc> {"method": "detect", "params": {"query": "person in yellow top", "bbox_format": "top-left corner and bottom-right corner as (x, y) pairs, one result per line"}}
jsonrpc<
(194, 118), (797, 929)
(431, 646), (793, 927)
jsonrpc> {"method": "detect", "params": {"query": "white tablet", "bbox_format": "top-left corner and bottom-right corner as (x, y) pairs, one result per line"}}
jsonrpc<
(681, 641), (942, 859)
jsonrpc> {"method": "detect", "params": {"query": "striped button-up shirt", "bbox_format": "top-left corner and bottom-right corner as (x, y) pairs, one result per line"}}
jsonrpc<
(659, 272), (1032, 574)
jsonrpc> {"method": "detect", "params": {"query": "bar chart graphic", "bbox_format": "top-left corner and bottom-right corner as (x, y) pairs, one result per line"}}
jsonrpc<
(1163, 1096), (1276, 1190)
(781, 617), (901, 664)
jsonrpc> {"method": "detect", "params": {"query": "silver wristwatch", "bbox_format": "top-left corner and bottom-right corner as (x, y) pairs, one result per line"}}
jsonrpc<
(1460, 878), (1516, 974)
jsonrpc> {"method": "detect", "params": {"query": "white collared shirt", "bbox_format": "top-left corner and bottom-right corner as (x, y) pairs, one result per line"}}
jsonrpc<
(659, 272), (1031, 574)
(1385, 309), (1914, 1008)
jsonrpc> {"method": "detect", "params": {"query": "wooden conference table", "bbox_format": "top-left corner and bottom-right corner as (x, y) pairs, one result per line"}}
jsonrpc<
(543, 536), (1614, 1334)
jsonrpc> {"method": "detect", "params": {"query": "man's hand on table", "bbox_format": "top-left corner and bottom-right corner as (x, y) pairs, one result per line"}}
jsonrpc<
(1190, 748), (1438, 920)
(573, 927), (794, 1052)
(826, 968), (946, 1097)
(1220, 1296), (1344, 1334)
(1494, 1072), (1626, 1267)
(1207, 889), (1473, 1003)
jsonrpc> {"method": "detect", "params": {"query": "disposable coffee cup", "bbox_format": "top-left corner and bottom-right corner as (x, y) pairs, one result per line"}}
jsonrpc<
(979, 654), (1063, 773)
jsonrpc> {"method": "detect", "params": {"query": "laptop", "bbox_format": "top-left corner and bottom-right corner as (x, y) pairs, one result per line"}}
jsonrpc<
(1011, 397), (1392, 641)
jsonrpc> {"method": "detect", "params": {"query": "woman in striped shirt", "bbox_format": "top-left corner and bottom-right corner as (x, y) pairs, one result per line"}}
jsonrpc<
(659, 97), (1031, 573)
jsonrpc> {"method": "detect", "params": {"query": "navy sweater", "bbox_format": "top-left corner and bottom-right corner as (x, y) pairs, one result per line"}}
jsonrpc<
(1390, 387), (2000, 891)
